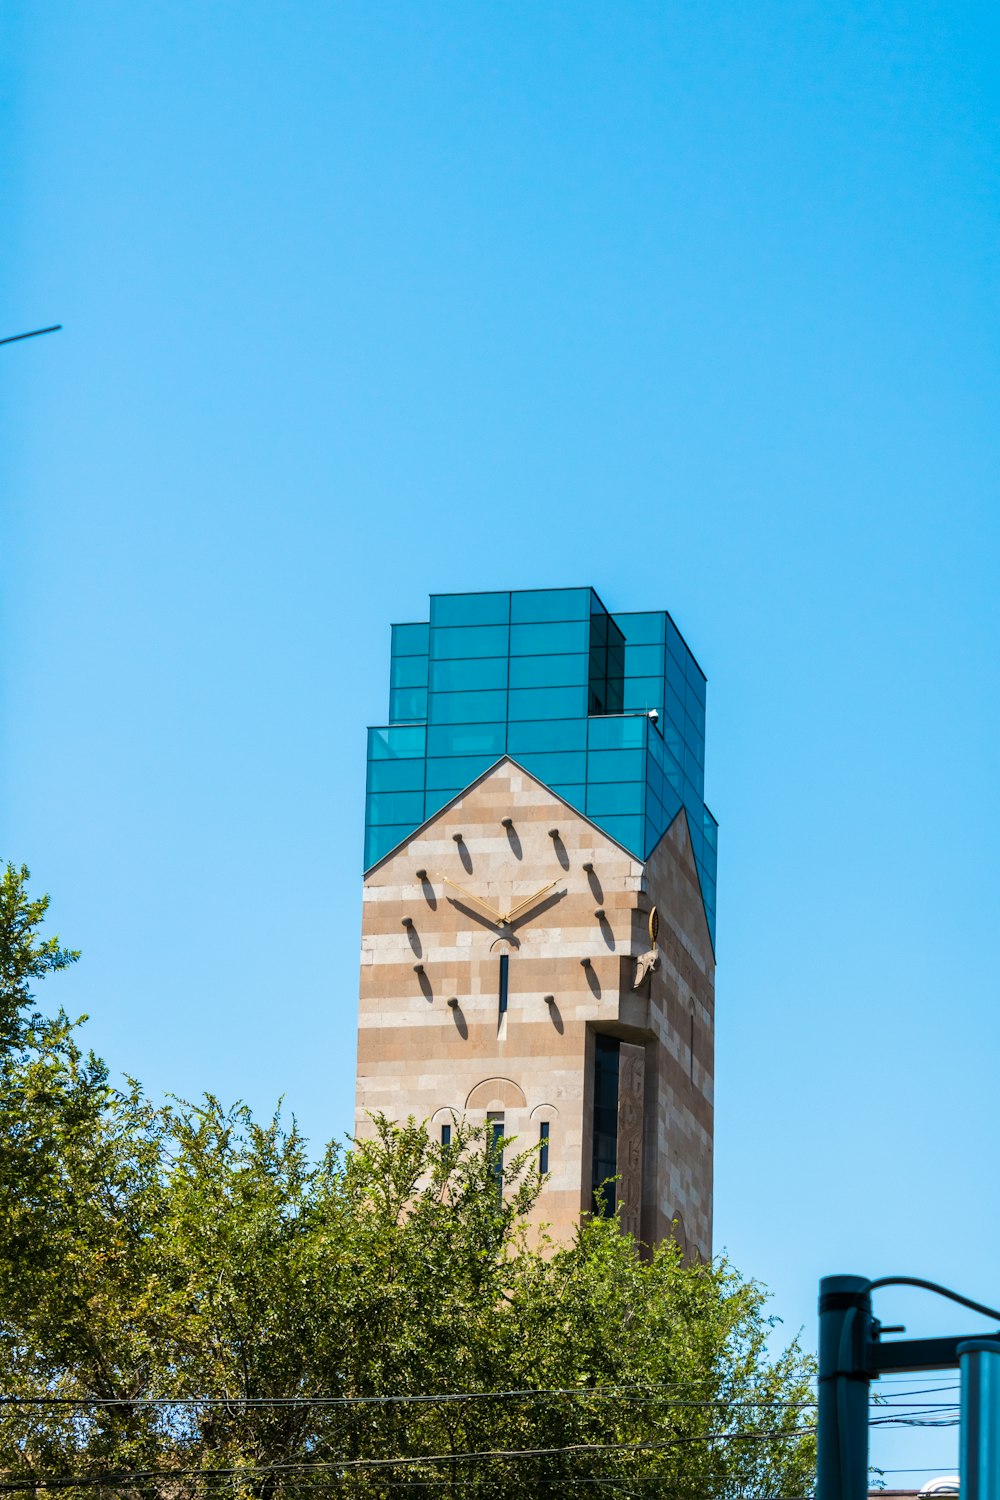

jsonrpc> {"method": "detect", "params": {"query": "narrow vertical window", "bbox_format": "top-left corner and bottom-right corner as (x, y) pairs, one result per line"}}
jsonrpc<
(591, 1035), (620, 1216)
(498, 953), (509, 1017)
(539, 1120), (550, 1174)
(440, 1123), (451, 1148)
(487, 1110), (504, 1201)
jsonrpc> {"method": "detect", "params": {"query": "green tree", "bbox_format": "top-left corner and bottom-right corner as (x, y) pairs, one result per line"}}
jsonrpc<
(0, 865), (815, 1499)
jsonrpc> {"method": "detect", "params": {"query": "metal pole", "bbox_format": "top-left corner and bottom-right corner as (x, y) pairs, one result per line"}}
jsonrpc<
(960, 1340), (1000, 1500)
(817, 1275), (872, 1500)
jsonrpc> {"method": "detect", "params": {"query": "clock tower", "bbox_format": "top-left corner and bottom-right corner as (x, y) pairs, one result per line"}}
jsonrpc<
(356, 588), (716, 1256)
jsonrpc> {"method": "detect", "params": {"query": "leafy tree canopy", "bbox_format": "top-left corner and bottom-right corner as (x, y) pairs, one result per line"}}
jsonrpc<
(0, 863), (815, 1498)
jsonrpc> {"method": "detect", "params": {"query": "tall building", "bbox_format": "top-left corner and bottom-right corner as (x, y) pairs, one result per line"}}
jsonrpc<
(355, 587), (717, 1255)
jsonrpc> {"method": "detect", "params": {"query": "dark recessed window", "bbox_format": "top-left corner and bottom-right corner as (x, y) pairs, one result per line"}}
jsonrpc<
(498, 953), (509, 1017)
(487, 1110), (504, 1201)
(441, 1123), (451, 1148)
(539, 1120), (550, 1174)
(591, 1035), (620, 1216)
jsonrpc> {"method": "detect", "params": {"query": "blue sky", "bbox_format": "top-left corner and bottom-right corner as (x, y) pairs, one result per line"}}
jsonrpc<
(3, 1), (999, 1475)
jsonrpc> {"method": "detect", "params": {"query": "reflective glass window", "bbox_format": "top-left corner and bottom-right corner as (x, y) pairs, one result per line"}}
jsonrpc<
(368, 759), (424, 793)
(661, 718), (683, 765)
(687, 693), (706, 739)
(507, 718), (588, 754)
(429, 657), (507, 692)
(550, 784), (586, 810)
(430, 624), (509, 659)
(508, 654), (588, 689)
(507, 685), (587, 720)
(623, 677), (663, 713)
(509, 620), (589, 655)
(614, 611), (665, 645)
(591, 813), (644, 856)
(368, 725), (426, 760)
(587, 747), (646, 782)
(366, 790), (425, 825)
(663, 749), (683, 795)
(431, 592), (510, 627)
(427, 723), (506, 758)
(365, 823), (415, 867)
(390, 655), (428, 689)
(389, 686), (427, 722)
(429, 689), (508, 724)
(425, 754), (497, 788)
(586, 782), (645, 817)
(665, 685), (685, 727)
(624, 644), (664, 677)
(686, 657), (707, 703)
(587, 716), (646, 751)
(391, 622), (429, 656)
(423, 787), (460, 818)
(703, 810), (718, 851)
(515, 750), (587, 786)
(510, 588), (590, 623)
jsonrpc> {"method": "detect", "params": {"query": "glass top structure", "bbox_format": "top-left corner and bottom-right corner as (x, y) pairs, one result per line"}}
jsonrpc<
(365, 587), (717, 945)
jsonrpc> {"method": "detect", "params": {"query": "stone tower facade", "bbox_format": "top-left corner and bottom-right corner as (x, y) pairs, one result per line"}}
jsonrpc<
(355, 588), (717, 1255)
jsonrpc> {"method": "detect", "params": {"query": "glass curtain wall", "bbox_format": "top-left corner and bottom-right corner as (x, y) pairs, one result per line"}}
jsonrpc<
(365, 588), (718, 944)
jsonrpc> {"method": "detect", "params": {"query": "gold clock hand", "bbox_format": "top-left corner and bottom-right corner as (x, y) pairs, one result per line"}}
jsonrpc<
(441, 876), (504, 923)
(503, 881), (558, 923)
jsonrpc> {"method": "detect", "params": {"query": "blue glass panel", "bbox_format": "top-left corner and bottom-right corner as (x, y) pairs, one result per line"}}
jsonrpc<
(391, 655), (429, 689)
(368, 758), (424, 793)
(424, 787), (460, 818)
(508, 654), (588, 689)
(427, 723), (506, 757)
(425, 754), (496, 788)
(509, 620), (590, 655)
(391, 622), (429, 656)
(623, 677), (663, 712)
(369, 725), (426, 760)
(587, 747), (646, 782)
(587, 716), (646, 750)
(549, 784), (586, 811)
(661, 717), (683, 764)
(429, 689), (508, 724)
(507, 718), (588, 753)
(645, 818), (663, 857)
(586, 782), (645, 817)
(663, 749), (683, 795)
(367, 790), (425, 825)
(686, 654), (707, 698)
(703, 810), (718, 851)
(430, 624), (509, 659)
(389, 686), (428, 722)
(515, 751), (587, 786)
(613, 611), (665, 645)
(507, 685), (587, 720)
(431, 592), (510, 627)
(624, 644), (664, 677)
(687, 693), (706, 739)
(591, 813), (644, 856)
(648, 725), (665, 767)
(366, 823), (417, 867)
(510, 588), (590, 623)
(665, 684), (685, 727)
(429, 657), (507, 692)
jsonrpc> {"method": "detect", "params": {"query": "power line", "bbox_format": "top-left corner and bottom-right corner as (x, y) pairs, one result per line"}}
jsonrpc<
(0, 325), (62, 347)
(0, 1427), (819, 1492)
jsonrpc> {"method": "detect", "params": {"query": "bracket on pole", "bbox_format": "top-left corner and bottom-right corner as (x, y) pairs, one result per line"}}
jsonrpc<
(817, 1274), (1000, 1500)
